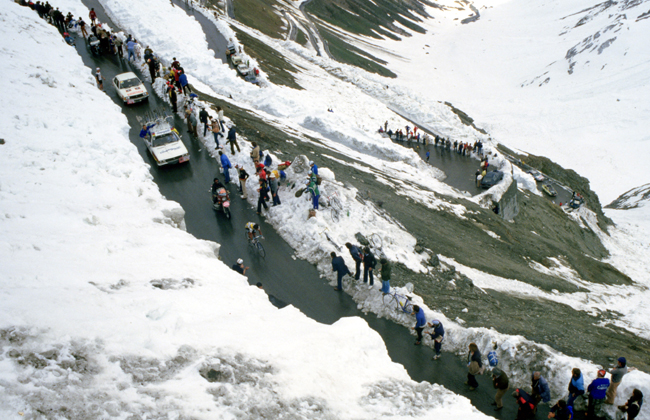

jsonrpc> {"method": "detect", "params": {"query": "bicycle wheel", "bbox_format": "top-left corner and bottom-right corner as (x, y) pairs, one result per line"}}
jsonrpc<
(256, 241), (266, 258)
(401, 299), (414, 314)
(330, 208), (340, 223)
(369, 233), (383, 249)
(330, 196), (343, 211)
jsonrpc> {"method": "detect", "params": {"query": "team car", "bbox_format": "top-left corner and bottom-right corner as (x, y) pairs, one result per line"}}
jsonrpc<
(139, 112), (190, 166)
(113, 72), (149, 104)
(526, 169), (546, 182)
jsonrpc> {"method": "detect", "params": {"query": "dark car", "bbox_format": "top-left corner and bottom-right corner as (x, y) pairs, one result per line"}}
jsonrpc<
(481, 170), (504, 189)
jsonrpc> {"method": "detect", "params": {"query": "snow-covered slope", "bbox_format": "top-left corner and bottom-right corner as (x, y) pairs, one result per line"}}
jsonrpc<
(0, 4), (490, 419)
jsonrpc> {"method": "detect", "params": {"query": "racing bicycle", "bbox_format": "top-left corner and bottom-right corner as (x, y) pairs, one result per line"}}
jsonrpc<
(382, 289), (413, 315)
(245, 231), (266, 258)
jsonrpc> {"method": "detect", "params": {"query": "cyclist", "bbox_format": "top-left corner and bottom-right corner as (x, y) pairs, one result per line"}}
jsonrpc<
(245, 222), (262, 241)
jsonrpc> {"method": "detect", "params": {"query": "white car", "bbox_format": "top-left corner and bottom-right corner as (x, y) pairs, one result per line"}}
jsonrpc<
(113, 72), (148, 104)
(143, 121), (190, 166)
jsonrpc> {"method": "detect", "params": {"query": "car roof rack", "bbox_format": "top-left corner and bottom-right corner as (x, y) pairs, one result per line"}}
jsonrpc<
(136, 108), (172, 127)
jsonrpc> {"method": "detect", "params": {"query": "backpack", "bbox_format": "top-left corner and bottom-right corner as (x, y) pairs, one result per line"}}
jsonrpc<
(316, 175), (322, 185)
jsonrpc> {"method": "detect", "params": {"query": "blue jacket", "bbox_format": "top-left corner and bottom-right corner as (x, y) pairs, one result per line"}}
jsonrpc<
(179, 73), (188, 87)
(429, 323), (444, 340)
(220, 154), (231, 169)
(126, 40), (136, 51)
(415, 308), (426, 328)
(227, 126), (236, 142)
(331, 256), (349, 274)
(587, 377), (610, 400)
(310, 164), (318, 175)
(348, 245), (362, 262)
(139, 123), (155, 138)
(569, 374), (584, 393)
(533, 375), (552, 403)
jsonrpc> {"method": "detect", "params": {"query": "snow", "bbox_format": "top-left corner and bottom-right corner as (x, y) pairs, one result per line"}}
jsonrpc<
(0, 3), (491, 419)
(4, 0), (650, 418)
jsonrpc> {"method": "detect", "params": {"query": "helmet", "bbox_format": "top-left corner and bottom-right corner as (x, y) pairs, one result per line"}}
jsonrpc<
(63, 32), (69, 36)
(431, 319), (440, 325)
(237, 258), (243, 264)
(308, 161), (314, 166)
(253, 224), (259, 230)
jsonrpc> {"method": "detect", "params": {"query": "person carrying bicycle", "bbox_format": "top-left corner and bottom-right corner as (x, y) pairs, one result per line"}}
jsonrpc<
(245, 222), (262, 241)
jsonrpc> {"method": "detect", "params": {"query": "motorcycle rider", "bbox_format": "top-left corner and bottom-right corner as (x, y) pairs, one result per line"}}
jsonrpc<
(211, 178), (226, 204)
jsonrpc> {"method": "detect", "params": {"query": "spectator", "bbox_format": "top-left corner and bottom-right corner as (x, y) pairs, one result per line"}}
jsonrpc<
(606, 357), (632, 405)
(126, 38), (136, 62)
(362, 247), (375, 289)
(466, 342), (482, 390)
(308, 178), (320, 210)
(491, 368), (509, 411)
(532, 371), (552, 406)
(78, 17), (87, 37)
(226, 124), (240, 154)
(250, 141), (260, 165)
(236, 165), (249, 199)
(231, 258), (248, 275)
(257, 178), (269, 215)
(514, 389), (536, 420)
(88, 7), (96, 24)
(330, 252), (350, 291)
(379, 257), (391, 294)
(113, 34), (123, 58)
(179, 68), (191, 94)
(618, 389), (644, 420)
(199, 107), (209, 137)
(427, 319), (444, 360)
(94, 67), (103, 90)
(216, 105), (225, 131)
(587, 369), (610, 419)
(218, 151), (232, 184)
(548, 399), (573, 420)
(345, 242), (362, 280)
(211, 119), (222, 148)
(309, 160), (318, 175)
(168, 84), (178, 113)
(411, 305), (426, 345)
(567, 368), (585, 407)
(269, 172), (281, 206)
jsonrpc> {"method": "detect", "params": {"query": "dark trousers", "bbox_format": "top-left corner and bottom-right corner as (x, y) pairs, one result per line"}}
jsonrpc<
(353, 259), (361, 280)
(230, 140), (240, 154)
(467, 373), (479, 388)
(434, 339), (442, 355)
(363, 266), (373, 285)
(336, 268), (349, 289)
(415, 327), (423, 342)
(202, 121), (208, 136)
(272, 192), (281, 206)
(257, 193), (268, 213)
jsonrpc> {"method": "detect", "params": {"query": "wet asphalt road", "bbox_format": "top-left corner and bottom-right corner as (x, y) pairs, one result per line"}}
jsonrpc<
(68, 1), (556, 418)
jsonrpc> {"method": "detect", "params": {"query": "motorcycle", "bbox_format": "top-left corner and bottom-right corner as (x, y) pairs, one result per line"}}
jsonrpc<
(212, 187), (231, 219)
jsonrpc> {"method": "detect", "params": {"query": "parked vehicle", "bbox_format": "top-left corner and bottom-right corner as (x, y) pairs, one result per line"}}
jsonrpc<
(481, 170), (504, 189)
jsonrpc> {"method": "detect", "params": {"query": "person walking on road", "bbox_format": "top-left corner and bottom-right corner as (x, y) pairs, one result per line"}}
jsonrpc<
(379, 257), (391, 293)
(362, 247), (375, 288)
(78, 17), (88, 37)
(491, 368), (509, 411)
(219, 151), (232, 184)
(126, 38), (136, 62)
(411, 305), (426, 345)
(89, 7), (96, 24)
(168, 85), (178, 113)
(94, 67), (103, 90)
(427, 319), (444, 359)
(466, 342), (483, 391)
(514, 389), (536, 420)
(606, 357), (633, 405)
(587, 369), (610, 419)
(257, 178), (269, 215)
(236, 165), (249, 199)
(426, 150), (430, 161)
(113, 35), (123, 58)
(231, 258), (248, 275)
(345, 242), (363, 280)
(330, 252), (350, 291)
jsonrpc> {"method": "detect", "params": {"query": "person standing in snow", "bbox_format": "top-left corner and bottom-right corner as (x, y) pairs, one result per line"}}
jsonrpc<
(567, 368), (585, 407)
(250, 141), (260, 165)
(330, 252), (350, 291)
(606, 357), (634, 405)
(531, 371), (552, 407)
(466, 342), (482, 390)
(379, 257), (391, 294)
(94, 67), (103, 90)
(269, 172), (281, 206)
(345, 242), (362, 280)
(179, 68), (191, 95)
(491, 368), (509, 411)
(309, 160), (318, 175)
(618, 389), (643, 420)
(199, 107), (209, 137)
(548, 399), (573, 420)
(218, 151), (232, 184)
(216, 105), (225, 131)
(362, 247), (375, 289)
(427, 319), (444, 360)
(411, 305), (426, 345)
(308, 178), (320, 210)
(211, 118), (222, 148)
(587, 369), (610, 419)
(126, 38), (136, 62)
(168, 84), (178, 113)
(88, 7), (96, 24)
(226, 124), (240, 154)
(236, 165), (249, 199)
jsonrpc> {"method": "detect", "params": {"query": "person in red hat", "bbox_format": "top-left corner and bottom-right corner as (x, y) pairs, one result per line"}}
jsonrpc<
(587, 369), (610, 418)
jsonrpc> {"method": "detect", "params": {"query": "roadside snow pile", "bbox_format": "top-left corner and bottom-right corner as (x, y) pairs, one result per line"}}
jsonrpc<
(0, 4), (494, 420)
